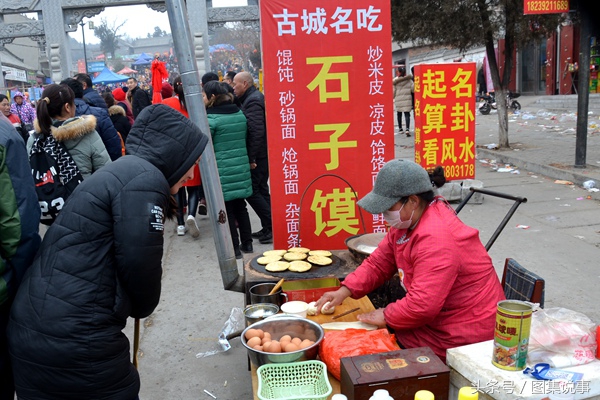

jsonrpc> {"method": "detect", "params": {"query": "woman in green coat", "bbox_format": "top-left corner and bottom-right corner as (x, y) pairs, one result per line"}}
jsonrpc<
(203, 80), (254, 259)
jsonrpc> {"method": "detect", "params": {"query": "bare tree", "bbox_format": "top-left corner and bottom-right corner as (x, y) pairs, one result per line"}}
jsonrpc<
(93, 18), (127, 60)
(212, 22), (260, 71)
(391, 0), (562, 149)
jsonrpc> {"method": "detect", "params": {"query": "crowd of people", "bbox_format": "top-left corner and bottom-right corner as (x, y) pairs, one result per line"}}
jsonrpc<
(0, 65), (273, 399)
(0, 61), (504, 399)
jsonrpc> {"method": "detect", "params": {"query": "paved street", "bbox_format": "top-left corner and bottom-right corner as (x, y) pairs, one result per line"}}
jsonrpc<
(128, 96), (600, 399)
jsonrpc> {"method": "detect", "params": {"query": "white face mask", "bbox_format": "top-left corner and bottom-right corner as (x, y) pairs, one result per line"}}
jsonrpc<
(383, 202), (414, 230)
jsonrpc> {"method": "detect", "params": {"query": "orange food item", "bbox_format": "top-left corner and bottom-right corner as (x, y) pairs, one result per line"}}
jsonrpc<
(284, 342), (300, 353)
(247, 337), (262, 348)
(245, 328), (264, 340)
(268, 341), (282, 353)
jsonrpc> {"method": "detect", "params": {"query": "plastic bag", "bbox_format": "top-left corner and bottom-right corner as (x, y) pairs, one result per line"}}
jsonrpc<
(318, 328), (400, 380)
(528, 307), (597, 367)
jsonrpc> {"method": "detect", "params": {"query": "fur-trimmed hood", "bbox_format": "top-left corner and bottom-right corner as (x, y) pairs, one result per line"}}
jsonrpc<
(108, 105), (126, 117)
(33, 115), (97, 143)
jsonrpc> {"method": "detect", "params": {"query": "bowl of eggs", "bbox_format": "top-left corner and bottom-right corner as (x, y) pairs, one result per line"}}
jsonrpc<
(241, 315), (324, 367)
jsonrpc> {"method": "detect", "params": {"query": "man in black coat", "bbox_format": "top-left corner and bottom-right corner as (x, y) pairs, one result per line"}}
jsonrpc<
(232, 71), (273, 244)
(127, 77), (152, 119)
(8, 105), (209, 400)
(61, 78), (122, 161)
(74, 73), (108, 109)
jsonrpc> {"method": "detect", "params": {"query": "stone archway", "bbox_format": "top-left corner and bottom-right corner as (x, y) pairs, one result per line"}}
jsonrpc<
(0, 0), (259, 83)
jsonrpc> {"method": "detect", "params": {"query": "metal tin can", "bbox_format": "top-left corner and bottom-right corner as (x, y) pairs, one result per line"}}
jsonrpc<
(492, 300), (532, 370)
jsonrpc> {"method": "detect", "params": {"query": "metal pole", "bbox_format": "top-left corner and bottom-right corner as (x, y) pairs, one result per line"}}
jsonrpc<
(575, 4), (591, 168)
(164, 0), (244, 293)
(80, 21), (88, 75)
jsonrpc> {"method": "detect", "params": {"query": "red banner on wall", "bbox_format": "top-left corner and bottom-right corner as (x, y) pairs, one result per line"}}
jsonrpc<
(523, 0), (569, 14)
(260, 0), (394, 250)
(413, 63), (476, 181)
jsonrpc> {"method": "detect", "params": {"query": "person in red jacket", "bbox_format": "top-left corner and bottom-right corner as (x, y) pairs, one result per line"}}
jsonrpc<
(315, 159), (505, 362)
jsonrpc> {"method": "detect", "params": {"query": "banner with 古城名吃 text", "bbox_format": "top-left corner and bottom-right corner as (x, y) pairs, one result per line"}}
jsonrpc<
(260, 0), (395, 250)
(413, 63), (477, 181)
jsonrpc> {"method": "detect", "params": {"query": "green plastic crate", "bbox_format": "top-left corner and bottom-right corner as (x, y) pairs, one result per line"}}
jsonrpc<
(256, 360), (332, 400)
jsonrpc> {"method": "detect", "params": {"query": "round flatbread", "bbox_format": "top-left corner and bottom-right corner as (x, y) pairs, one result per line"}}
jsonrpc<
(262, 250), (287, 257)
(265, 261), (290, 272)
(283, 252), (308, 261)
(256, 255), (282, 265)
(308, 255), (333, 266)
(308, 250), (332, 257)
(287, 247), (311, 253)
(288, 261), (312, 273)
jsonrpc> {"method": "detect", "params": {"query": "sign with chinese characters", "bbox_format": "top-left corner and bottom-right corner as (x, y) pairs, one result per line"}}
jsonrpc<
(523, 0), (569, 14)
(260, 0), (394, 250)
(413, 63), (476, 181)
(2, 66), (27, 82)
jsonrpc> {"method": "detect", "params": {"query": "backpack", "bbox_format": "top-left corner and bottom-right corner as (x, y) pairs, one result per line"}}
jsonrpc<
(29, 133), (83, 225)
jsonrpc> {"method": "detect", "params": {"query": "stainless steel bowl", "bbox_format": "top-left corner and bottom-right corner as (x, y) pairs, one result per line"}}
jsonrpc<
(244, 303), (279, 326)
(241, 315), (324, 367)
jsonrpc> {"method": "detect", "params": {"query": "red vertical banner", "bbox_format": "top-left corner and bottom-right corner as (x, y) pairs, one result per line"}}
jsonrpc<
(260, 0), (394, 250)
(413, 63), (477, 180)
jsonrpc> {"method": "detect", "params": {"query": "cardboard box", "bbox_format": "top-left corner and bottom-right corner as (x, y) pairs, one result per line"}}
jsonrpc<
(340, 347), (450, 400)
(281, 277), (340, 303)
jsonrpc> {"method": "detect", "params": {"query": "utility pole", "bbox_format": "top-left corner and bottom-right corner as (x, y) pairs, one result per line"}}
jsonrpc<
(165, 0), (245, 292)
(79, 20), (91, 74)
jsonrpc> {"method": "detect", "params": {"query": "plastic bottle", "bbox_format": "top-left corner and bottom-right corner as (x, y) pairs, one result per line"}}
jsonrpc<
(369, 389), (394, 400)
(458, 387), (479, 400)
(332, 395), (349, 400)
(414, 390), (434, 400)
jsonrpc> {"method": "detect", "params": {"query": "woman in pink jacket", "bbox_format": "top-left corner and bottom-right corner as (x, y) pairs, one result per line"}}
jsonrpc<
(315, 159), (505, 362)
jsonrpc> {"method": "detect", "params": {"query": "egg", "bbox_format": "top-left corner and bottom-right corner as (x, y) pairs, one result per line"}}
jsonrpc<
(279, 334), (292, 342)
(284, 342), (300, 353)
(263, 332), (271, 341)
(268, 341), (282, 353)
(253, 344), (263, 351)
(291, 337), (302, 346)
(299, 339), (314, 349)
(245, 328), (264, 340)
(246, 336), (262, 348)
(262, 341), (272, 352)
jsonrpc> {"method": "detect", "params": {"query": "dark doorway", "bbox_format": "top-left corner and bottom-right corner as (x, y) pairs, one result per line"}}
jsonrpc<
(520, 40), (547, 95)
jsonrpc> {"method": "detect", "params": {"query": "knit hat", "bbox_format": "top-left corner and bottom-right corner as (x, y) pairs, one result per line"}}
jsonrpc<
(357, 159), (433, 214)
(161, 82), (173, 99)
(112, 87), (126, 102)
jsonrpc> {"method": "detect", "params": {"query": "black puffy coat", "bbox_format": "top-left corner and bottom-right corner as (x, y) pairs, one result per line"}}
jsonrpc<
(7, 105), (209, 400)
(108, 104), (132, 142)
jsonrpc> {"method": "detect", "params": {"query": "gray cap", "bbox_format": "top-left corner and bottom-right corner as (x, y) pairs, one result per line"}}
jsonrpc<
(357, 159), (432, 214)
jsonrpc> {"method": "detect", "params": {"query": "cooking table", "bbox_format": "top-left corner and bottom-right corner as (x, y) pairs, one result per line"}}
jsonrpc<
(249, 295), (377, 399)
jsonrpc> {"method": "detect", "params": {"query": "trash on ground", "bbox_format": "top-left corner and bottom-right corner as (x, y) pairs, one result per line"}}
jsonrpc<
(516, 225), (530, 229)
(497, 166), (515, 172)
(583, 180), (597, 190)
(589, 188), (600, 193)
(559, 204), (571, 207)
(196, 307), (244, 358)
(554, 180), (574, 185)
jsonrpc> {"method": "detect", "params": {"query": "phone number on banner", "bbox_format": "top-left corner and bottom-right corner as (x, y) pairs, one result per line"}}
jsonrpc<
(443, 164), (475, 179)
(524, 0), (569, 14)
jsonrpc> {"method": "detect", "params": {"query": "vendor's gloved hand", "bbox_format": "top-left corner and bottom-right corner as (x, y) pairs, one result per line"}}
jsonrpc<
(357, 308), (387, 328)
(314, 286), (351, 314)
